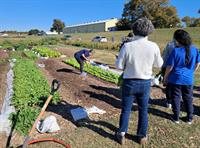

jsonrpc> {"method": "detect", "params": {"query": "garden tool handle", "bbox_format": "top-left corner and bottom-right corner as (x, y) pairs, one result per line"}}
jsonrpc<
(23, 79), (61, 148)
(50, 79), (61, 95)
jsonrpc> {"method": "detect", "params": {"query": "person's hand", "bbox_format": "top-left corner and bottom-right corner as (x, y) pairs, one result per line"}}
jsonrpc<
(86, 60), (90, 64)
(162, 78), (167, 87)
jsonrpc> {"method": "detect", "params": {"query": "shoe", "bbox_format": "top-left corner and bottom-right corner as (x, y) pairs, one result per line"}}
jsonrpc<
(166, 103), (172, 109)
(186, 119), (192, 125)
(139, 137), (148, 145)
(173, 120), (180, 124)
(80, 72), (87, 76)
(115, 132), (125, 145)
(171, 116), (180, 124)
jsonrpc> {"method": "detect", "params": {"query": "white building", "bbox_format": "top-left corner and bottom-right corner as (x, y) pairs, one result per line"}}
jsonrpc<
(63, 18), (118, 33)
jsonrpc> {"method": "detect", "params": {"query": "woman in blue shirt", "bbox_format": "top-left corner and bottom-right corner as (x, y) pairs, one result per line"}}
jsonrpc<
(163, 29), (200, 124)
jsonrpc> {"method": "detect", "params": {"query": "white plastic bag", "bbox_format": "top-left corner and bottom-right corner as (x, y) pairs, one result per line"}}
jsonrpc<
(36, 116), (60, 133)
(86, 106), (106, 115)
(151, 74), (162, 86)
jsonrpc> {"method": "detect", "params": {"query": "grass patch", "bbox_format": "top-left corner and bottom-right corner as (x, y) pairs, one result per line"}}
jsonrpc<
(64, 40), (119, 51)
(67, 27), (200, 49)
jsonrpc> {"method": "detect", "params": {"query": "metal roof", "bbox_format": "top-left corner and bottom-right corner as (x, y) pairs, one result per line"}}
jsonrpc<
(65, 18), (118, 28)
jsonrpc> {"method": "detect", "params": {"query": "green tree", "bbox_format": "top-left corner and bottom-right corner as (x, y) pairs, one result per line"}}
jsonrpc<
(182, 16), (191, 27)
(190, 18), (200, 27)
(50, 19), (65, 34)
(117, 0), (180, 30)
(28, 29), (40, 35)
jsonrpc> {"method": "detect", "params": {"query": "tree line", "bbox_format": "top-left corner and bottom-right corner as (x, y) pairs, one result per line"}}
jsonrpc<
(116, 0), (200, 30)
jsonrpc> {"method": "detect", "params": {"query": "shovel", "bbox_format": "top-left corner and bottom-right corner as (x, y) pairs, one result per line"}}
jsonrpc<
(22, 79), (61, 148)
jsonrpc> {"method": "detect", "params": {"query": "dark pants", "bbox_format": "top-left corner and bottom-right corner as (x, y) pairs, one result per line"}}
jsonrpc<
(74, 55), (84, 73)
(166, 84), (172, 104)
(119, 79), (151, 138)
(170, 84), (193, 121)
(159, 67), (172, 104)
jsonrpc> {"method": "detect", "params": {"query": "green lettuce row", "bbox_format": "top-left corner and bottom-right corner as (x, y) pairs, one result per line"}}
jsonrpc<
(33, 46), (61, 57)
(65, 58), (120, 84)
(11, 57), (60, 135)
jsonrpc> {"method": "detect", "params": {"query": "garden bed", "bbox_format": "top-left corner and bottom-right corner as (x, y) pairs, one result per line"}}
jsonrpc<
(65, 58), (120, 84)
(10, 57), (60, 135)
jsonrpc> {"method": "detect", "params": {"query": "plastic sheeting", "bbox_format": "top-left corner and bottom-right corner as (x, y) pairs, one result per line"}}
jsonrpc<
(0, 62), (16, 136)
(89, 60), (122, 75)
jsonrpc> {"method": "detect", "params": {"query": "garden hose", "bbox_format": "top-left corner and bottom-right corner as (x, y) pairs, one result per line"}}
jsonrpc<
(28, 137), (70, 148)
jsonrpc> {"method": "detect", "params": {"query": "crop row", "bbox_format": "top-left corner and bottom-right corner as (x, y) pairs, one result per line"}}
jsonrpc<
(0, 37), (60, 51)
(10, 57), (60, 135)
(65, 58), (120, 84)
(33, 46), (61, 57)
(23, 50), (38, 60)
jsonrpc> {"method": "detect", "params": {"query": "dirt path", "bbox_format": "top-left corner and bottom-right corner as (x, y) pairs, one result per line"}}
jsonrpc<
(0, 50), (9, 148)
(39, 58), (121, 116)
(0, 50), (9, 110)
(18, 57), (168, 147)
(8, 55), (200, 147)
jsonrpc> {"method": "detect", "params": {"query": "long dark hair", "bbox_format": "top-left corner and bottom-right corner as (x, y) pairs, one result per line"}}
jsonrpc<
(174, 29), (192, 66)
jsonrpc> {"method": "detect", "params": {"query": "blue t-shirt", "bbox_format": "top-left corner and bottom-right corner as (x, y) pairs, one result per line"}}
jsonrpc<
(74, 49), (90, 61)
(167, 45), (200, 85)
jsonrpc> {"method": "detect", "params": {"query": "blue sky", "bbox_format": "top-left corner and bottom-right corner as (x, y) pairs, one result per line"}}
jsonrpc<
(0, 0), (199, 31)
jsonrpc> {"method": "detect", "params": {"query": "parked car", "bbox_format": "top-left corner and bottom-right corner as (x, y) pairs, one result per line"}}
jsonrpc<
(63, 35), (72, 40)
(37, 31), (47, 36)
(92, 36), (107, 42)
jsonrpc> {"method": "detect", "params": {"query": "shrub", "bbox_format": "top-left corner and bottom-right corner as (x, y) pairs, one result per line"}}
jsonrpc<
(1, 40), (14, 50)
(15, 41), (29, 51)
(39, 37), (60, 45)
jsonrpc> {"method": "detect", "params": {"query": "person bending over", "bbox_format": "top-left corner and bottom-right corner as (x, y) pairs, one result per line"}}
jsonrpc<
(74, 49), (93, 74)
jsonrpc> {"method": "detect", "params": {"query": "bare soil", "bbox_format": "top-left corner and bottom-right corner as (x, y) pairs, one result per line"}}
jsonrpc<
(3, 50), (200, 147)
(0, 50), (9, 148)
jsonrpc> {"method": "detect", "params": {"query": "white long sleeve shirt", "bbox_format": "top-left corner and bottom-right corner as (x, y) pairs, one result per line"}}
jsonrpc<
(115, 36), (163, 79)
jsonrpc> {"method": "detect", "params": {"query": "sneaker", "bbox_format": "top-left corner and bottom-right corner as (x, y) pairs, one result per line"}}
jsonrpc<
(115, 132), (125, 145)
(186, 119), (192, 125)
(173, 120), (180, 124)
(166, 103), (172, 109)
(80, 72), (87, 77)
(171, 116), (180, 124)
(139, 137), (148, 145)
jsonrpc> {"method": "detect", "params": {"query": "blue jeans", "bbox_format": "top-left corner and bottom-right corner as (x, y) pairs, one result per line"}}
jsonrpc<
(119, 79), (151, 137)
(169, 84), (193, 121)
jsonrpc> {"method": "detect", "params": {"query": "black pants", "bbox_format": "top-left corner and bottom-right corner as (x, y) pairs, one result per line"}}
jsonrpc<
(169, 84), (193, 121)
(74, 55), (84, 73)
(159, 67), (172, 103)
(166, 84), (172, 104)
